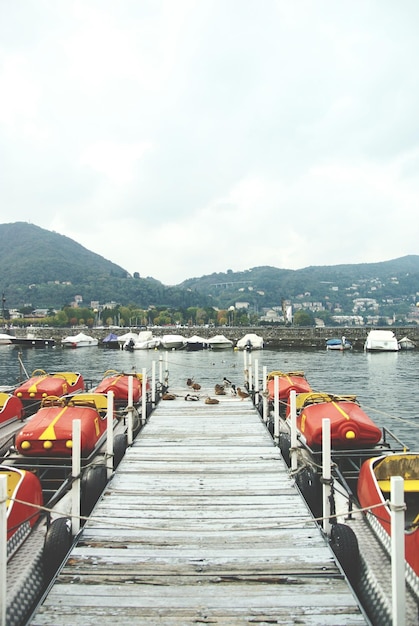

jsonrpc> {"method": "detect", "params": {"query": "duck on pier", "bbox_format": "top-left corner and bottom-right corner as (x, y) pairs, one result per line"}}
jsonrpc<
(237, 387), (250, 401)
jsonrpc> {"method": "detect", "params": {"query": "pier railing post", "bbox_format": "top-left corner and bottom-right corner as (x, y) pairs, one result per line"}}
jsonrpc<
(391, 476), (406, 626)
(127, 375), (133, 445)
(151, 360), (156, 406)
(142, 367), (147, 424)
(72, 418), (81, 536)
(254, 359), (259, 406)
(322, 418), (331, 536)
(106, 392), (114, 480)
(262, 365), (268, 423)
(0, 474), (6, 626)
(290, 390), (298, 472)
(274, 375), (279, 444)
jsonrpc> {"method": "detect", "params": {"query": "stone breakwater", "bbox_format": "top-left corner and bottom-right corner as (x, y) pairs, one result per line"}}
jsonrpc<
(11, 326), (419, 351)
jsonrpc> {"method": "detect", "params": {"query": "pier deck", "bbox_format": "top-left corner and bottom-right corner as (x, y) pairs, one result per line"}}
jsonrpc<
(31, 389), (367, 625)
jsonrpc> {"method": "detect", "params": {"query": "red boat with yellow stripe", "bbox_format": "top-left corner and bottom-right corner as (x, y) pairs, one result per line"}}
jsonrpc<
(13, 369), (85, 411)
(93, 370), (150, 405)
(290, 391), (382, 450)
(266, 370), (312, 415)
(14, 392), (113, 457)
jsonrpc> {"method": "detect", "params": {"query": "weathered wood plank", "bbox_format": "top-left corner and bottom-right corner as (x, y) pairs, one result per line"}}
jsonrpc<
(31, 389), (366, 625)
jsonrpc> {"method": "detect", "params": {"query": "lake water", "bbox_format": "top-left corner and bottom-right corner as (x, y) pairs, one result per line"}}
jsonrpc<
(2, 345), (419, 450)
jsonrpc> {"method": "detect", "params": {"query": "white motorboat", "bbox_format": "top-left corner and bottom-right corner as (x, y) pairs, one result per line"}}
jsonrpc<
(364, 329), (399, 352)
(398, 336), (416, 350)
(207, 334), (233, 350)
(0, 333), (15, 345)
(160, 334), (186, 350)
(236, 333), (264, 350)
(185, 335), (208, 351)
(133, 331), (161, 350)
(61, 332), (98, 348)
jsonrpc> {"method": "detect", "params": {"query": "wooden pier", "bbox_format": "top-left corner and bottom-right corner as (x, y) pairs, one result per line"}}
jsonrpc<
(30, 389), (367, 625)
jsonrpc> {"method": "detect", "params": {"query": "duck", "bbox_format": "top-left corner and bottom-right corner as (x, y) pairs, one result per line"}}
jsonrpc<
(237, 387), (250, 401)
(186, 378), (194, 387)
(205, 397), (219, 405)
(214, 384), (226, 395)
(192, 382), (201, 391)
(185, 393), (200, 401)
(162, 393), (177, 400)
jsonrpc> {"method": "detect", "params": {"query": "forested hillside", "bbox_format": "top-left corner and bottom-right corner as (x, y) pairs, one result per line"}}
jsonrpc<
(1, 222), (418, 312)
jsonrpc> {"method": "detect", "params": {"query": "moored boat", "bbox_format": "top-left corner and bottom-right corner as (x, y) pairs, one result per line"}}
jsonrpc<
(326, 337), (352, 351)
(364, 329), (399, 352)
(398, 336), (416, 350)
(357, 453), (419, 579)
(0, 332), (15, 345)
(13, 370), (85, 410)
(207, 334), (233, 350)
(132, 330), (161, 350)
(14, 392), (113, 457)
(160, 334), (186, 350)
(266, 370), (312, 409)
(236, 333), (264, 351)
(101, 332), (120, 349)
(185, 334), (208, 351)
(61, 332), (98, 348)
(93, 370), (150, 405)
(290, 391), (382, 450)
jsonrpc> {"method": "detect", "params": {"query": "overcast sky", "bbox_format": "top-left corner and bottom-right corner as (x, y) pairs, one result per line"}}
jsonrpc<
(1, 1), (418, 285)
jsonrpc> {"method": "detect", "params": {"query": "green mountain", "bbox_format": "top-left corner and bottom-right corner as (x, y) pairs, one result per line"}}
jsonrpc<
(1, 222), (418, 314)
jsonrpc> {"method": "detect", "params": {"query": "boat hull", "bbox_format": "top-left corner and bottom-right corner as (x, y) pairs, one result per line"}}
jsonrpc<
(94, 372), (149, 404)
(267, 371), (312, 402)
(296, 397), (382, 449)
(15, 394), (112, 457)
(14, 371), (85, 404)
(358, 453), (419, 577)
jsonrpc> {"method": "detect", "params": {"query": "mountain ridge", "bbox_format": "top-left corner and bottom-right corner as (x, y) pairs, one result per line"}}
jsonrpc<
(0, 222), (418, 312)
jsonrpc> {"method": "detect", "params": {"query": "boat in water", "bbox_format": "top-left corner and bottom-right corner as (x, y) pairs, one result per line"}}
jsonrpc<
(326, 337), (352, 351)
(236, 333), (264, 351)
(398, 336), (416, 350)
(61, 332), (98, 348)
(132, 330), (161, 350)
(207, 334), (233, 350)
(357, 453), (419, 580)
(185, 335), (208, 351)
(364, 329), (399, 352)
(13, 370), (85, 411)
(93, 370), (150, 406)
(160, 334), (186, 350)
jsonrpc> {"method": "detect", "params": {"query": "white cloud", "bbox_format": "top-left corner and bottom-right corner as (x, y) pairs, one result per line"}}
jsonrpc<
(0, 1), (419, 285)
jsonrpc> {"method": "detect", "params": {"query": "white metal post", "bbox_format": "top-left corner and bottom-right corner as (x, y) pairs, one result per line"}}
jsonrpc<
(254, 359), (259, 406)
(262, 366), (268, 423)
(290, 390), (298, 472)
(106, 392), (114, 479)
(159, 354), (163, 390)
(391, 476), (406, 626)
(0, 474), (7, 626)
(127, 375), (133, 445)
(142, 367), (147, 424)
(151, 360), (156, 405)
(322, 418), (331, 536)
(274, 375), (280, 444)
(71, 419), (81, 536)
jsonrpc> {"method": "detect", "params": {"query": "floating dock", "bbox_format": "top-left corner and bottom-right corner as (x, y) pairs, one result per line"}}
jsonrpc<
(31, 389), (367, 625)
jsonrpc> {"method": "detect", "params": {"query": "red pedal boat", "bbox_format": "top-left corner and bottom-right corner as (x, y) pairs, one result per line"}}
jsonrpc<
(267, 370), (312, 403)
(94, 370), (149, 405)
(289, 392), (382, 449)
(14, 370), (85, 407)
(358, 453), (419, 578)
(0, 392), (24, 427)
(1, 465), (43, 549)
(15, 393), (113, 457)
